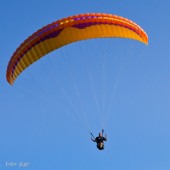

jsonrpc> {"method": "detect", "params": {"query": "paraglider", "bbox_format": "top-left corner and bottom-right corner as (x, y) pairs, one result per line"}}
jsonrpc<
(91, 129), (107, 150)
(6, 13), (148, 84)
(6, 13), (148, 150)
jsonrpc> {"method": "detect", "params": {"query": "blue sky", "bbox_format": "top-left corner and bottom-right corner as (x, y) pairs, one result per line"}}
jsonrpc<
(0, 0), (170, 169)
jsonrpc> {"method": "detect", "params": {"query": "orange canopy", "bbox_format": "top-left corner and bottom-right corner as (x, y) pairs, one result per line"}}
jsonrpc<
(6, 13), (148, 84)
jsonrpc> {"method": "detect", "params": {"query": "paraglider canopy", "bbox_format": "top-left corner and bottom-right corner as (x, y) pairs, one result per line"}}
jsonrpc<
(6, 13), (148, 84)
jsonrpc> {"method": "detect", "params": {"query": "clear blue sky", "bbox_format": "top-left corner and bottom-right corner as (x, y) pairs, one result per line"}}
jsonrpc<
(0, 0), (170, 169)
